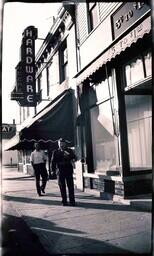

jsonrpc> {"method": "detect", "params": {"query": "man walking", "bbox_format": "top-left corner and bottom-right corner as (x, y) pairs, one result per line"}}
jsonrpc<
(51, 138), (77, 206)
(30, 142), (48, 196)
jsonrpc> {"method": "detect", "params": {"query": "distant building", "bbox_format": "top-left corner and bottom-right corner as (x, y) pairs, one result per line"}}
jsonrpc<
(2, 120), (18, 166)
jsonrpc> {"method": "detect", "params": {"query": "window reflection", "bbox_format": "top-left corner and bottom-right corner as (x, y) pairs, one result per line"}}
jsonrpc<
(90, 101), (116, 172)
(125, 95), (152, 170)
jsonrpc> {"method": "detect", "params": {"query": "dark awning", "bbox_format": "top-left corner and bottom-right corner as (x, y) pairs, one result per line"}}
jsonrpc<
(75, 16), (151, 85)
(5, 89), (75, 150)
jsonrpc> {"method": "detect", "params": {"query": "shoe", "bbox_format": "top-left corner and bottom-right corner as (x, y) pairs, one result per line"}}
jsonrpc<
(41, 186), (45, 194)
(62, 202), (68, 206)
(70, 202), (76, 206)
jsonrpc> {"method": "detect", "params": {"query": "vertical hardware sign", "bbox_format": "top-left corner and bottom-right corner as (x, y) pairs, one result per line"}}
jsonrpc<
(21, 26), (37, 106)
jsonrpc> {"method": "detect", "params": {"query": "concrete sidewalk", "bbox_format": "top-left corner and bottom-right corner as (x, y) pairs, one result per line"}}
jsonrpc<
(2, 167), (152, 255)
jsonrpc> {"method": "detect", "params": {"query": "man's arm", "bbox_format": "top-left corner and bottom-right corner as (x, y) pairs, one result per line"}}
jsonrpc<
(64, 148), (77, 161)
(42, 151), (47, 164)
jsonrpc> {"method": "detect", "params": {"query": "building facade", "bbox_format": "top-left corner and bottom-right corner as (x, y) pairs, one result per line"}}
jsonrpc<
(74, 2), (152, 198)
(6, 2), (152, 199)
(7, 4), (78, 176)
(2, 121), (18, 166)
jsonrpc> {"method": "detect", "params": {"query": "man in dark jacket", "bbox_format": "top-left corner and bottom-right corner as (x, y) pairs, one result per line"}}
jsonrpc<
(51, 138), (77, 206)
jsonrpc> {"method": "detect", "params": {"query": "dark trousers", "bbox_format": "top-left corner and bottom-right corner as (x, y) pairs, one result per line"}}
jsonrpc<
(57, 172), (75, 204)
(33, 163), (48, 195)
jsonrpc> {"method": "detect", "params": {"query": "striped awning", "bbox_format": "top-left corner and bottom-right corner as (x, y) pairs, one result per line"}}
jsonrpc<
(75, 16), (151, 85)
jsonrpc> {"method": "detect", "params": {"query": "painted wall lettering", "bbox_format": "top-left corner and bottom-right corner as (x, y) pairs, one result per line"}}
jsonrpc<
(112, 2), (150, 39)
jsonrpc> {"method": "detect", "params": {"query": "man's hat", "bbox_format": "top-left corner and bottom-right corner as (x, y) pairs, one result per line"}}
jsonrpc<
(59, 138), (67, 143)
(58, 138), (71, 143)
(34, 142), (40, 146)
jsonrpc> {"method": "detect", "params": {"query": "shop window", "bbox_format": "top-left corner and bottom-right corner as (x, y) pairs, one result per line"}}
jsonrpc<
(89, 70), (118, 173)
(124, 50), (152, 89)
(59, 40), (68, 83)
(125, 95), (152, 170)
(87, 2), (99, 32)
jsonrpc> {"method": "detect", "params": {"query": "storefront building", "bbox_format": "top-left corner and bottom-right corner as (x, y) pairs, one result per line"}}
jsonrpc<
(6, 2), (152, 199)
(74, 2), (152, 198)
(7, 3), (78, 175)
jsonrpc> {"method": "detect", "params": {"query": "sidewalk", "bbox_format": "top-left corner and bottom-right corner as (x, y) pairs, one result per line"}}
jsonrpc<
(2, 167), (152, 255)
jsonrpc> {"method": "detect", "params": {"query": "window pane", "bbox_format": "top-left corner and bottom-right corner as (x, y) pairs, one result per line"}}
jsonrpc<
(63, 48), (68, 64)
(63, 63), (68, 80)
(89, 2), (96, 10)
(125, 65), (131, 87)
(90, 101), (116, 172)
(125, 56), (144, 86)
(90, 5), (98, 30)
(36, 75), (42, 94)
(48, 54), (59, 88)
(125, 95), (152, 170)
(144, 51), (152, 77)
(41, 69), (47, 99)
(95, 75), (113, 102)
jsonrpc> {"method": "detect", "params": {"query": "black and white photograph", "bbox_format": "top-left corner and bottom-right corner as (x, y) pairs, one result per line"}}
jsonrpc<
(1, 1), (152, 255)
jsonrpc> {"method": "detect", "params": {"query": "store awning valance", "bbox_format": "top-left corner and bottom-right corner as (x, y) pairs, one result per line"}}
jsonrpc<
(4, 136), (58, 151)
(75, 16), (151, 85)
(4, 134), (21, 151)
(5, 89), (75, 150)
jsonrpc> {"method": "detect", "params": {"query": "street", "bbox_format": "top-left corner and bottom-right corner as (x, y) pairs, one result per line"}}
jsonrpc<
(1, 167), (152, 255)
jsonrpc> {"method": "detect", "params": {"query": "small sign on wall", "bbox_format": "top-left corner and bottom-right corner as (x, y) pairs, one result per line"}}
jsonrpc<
(1, 124), (16, 139)
(111, 2), (150, 40)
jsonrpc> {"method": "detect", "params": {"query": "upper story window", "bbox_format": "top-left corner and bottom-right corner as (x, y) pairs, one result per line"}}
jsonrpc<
(124, 49), (152, 89)
(59, 40), (68, 83)
(87, 2), (99, 32)
(48, 53), (59, 93)
(40, 68), (48, 100)
(37, 75), (42, 93)
(36, 75), (42, 103)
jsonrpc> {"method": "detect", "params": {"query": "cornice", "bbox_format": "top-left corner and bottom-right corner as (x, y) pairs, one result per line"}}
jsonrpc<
(35, 4), (75, 74)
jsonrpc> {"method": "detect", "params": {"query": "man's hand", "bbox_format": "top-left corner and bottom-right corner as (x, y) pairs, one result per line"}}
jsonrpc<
(64, 150), (69, 156)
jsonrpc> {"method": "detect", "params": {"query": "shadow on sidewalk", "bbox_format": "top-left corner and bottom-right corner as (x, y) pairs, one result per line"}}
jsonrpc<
(3, 176), (34, 181)
(3, 213), (138, 255)
(1, 214), (51, 256)
(3, 194), (149, 212)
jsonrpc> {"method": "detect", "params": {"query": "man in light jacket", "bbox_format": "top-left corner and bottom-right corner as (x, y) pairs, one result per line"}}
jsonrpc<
(30, 142), (48, 196)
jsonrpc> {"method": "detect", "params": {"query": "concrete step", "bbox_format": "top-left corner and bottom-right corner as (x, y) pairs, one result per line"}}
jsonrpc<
(129, 199), (152, 211)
